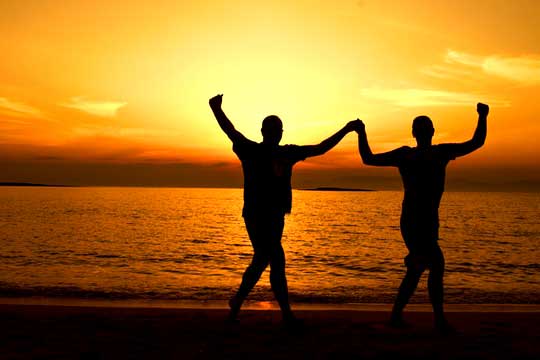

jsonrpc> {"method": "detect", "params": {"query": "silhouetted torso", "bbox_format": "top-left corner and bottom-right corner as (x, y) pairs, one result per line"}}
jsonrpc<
(398, 145), (456, 211)
(392, 145), (456, 250)
(233, 138), (306, 217)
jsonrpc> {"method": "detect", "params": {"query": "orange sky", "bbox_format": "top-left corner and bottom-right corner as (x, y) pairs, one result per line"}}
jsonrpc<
(1, 0), (539, 190)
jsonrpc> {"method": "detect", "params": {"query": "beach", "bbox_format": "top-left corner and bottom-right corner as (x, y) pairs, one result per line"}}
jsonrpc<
(1, 303), (538, 359)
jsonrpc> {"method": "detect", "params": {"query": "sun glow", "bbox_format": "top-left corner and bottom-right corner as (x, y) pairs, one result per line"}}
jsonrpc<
(1, 0), (539, 188)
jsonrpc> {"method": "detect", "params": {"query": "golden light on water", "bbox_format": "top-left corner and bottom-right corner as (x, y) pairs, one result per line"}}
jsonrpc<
(1, 187), (538, 302)
(254, 301), (278, 310)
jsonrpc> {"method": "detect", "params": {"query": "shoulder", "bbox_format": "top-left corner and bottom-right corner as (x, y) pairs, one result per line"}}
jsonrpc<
(233, 136), (257, 147)
(232, 137), (258, 155)
(280, 144), (302, 156)
(393, 145), (412, 156)
(280, 144), (307, 161)
(434, 144), (457, 160)
(281, 144), (301, 151)
(393, 146), (413, 162)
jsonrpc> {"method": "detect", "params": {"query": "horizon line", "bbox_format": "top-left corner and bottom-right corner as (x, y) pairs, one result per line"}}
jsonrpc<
(1, 182), (539, 193)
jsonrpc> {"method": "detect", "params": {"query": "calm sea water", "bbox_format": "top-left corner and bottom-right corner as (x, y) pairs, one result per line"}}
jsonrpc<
(0, 187), (539, 304)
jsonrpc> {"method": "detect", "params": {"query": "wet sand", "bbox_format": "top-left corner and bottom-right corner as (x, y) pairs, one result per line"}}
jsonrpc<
(0, 304), (538, 359)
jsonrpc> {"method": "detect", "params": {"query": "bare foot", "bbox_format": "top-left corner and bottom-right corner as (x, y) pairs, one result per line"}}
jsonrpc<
(227, 296), (241, 323)
(387, 316), (412, 329)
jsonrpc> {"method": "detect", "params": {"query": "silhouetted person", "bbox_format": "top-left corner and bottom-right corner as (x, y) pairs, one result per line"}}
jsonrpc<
(210, 94), (360, 325)
(355, 103), (489, 333)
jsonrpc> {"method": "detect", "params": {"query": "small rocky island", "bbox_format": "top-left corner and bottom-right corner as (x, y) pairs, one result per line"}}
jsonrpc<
(0, 182), (72, 187)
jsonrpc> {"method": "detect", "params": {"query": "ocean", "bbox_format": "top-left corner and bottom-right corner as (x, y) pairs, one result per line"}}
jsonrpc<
(0, 187), (539, 304)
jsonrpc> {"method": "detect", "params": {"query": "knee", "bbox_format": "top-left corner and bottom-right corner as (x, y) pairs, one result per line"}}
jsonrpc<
(269, 254), (286, 275)
(405, 257), (426, 276)
(269, 257), (285, 274)
(430, 254), (445, 275)
(269, 267), (285, 283)
(404, 267), (424, 282)
(429, 265), (444, 279)
(269, 251), (286, 269)
(249, 254), (270, 271)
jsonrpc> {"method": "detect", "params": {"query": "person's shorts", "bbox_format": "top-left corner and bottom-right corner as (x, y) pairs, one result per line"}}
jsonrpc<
(400, 209), (439, 247)
(404, 246), (444, 270)
(400, 207), (444, 270)
(243, 214), (285, 252)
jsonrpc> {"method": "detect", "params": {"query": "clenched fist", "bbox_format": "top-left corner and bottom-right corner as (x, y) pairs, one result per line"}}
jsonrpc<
(209, 94), (223, 109)
(477, 103), (489, 117)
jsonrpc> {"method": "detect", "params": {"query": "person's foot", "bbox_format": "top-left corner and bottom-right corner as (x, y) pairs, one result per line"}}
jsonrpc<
(387, 315), (412, 329)
(435, 319), (457, 335)
(282, 313), (304, 331)
(227, 296), (241, 322)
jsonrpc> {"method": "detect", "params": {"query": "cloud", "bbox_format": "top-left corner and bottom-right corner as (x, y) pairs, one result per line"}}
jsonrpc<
(439, 49), (540, 85)
(482, 56), (540, 84)
(359, 87), (509, 107)
(61, 97), (127, 117)
(71, 126), (179, 139)
(445, 50), (482, 67)
(0, 97), (43, 118)
(420, 64), (478, 80)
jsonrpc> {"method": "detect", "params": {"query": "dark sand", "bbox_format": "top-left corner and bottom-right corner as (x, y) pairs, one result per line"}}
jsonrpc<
(0, 304), (538, 359)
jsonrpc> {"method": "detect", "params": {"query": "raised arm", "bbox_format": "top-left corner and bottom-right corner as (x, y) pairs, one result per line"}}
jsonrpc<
(300, 120), (360, 158)
(209, 94), (247, 143)
(356, 120), (405, 166)
(439, 103), (488, 158)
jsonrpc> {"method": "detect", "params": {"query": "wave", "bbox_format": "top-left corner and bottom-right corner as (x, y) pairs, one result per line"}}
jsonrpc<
(1, 283), (539, 304)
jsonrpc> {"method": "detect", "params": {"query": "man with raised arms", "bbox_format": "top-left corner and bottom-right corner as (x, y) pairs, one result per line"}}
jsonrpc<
(354, 103), (489, 333)
(210, 94), (360, 326)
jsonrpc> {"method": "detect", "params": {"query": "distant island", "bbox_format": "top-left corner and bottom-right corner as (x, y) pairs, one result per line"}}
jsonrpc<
(0, 182), (72, 187)
(300, 187), (375, 192)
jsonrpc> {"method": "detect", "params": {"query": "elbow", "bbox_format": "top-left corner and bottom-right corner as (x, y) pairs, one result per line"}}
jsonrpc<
(480, 134), (487, 146)
(473, 136), (486, 148)
(360, 155), (375, 165)
(314, 143), (329, 156)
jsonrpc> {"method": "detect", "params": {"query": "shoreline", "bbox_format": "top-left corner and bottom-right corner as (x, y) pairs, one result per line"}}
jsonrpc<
(1, 297), (539, 312)
(1, 185), (539, 193)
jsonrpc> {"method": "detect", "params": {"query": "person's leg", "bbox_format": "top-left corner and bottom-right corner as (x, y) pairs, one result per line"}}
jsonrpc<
(427, 246), (453, 332)
(390, 254), (425, 326)
(391, 215), (425, 325)
(228, 217), (270, 320)
(269, 243), (295, 319)
(267, 217), (296, 322)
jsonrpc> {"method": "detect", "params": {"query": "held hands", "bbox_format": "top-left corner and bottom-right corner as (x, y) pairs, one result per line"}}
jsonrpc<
(345, 119), (365, 133)
(209, 94), (223, 109)
(477, 102), (489, 117)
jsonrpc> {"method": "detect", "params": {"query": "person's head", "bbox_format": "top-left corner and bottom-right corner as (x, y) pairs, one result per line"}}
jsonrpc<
(412, 115), (434, 146)
(261, 115), (283, 145)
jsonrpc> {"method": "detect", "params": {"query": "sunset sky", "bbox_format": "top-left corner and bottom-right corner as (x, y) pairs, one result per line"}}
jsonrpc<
(1, 0), (539, 190)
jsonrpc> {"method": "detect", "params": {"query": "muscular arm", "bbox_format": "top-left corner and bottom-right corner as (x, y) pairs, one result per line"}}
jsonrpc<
(439, 103), (488, 158)
(209, 94), (247, 143)
(300, 120), (359, 158)
(357, 121), (404, 166)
